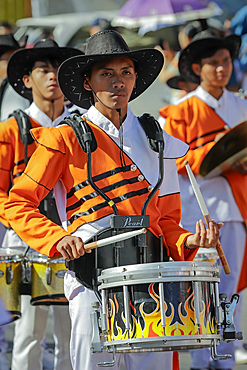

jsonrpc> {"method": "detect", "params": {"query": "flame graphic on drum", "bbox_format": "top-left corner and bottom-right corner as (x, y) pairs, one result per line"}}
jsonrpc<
(107, 282), (217, 341)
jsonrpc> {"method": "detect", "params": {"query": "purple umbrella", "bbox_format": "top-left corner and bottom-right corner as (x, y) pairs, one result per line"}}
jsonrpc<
(112, 0), (222, 28)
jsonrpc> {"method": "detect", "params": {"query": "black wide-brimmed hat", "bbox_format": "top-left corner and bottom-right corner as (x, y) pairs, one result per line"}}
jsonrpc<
(167, 73), (199, 90)
(179, 30), (241, 84)
(58, 30), (164, 109)
(0, 33), (24, 57)
(7, 38), (83, 100)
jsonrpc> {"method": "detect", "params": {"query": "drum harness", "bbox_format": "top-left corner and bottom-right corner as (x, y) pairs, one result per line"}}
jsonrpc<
(61, 112), (166, 292)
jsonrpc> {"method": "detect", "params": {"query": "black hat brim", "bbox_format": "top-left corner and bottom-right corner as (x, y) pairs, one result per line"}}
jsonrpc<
(167, 76), (186, 90)
(58, 48), (164, 109)
(7, 46), (83, 100)
(0, 45), (20, 58)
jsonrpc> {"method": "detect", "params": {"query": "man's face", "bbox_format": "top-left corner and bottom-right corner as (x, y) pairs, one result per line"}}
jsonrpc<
(198, 48), (233, 88)
(85, 56), (137, 111)
(23, 59), (63, 102)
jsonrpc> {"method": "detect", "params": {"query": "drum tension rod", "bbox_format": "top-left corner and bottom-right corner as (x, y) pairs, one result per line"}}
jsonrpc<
(159, 282), (166, 335)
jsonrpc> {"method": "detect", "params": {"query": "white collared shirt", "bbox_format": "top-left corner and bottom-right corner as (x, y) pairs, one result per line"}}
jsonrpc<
(25, 102), (69, 127)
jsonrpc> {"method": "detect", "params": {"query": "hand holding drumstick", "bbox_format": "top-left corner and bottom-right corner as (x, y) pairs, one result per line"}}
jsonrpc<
(184, 160), (231, 274)
(184, 218), (223, 250)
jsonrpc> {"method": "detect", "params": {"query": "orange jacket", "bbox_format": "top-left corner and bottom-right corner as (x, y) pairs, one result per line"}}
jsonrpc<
(5, 120), (196, 261)
(161, 96), (247, 291)
(160, 96), (227, 175)
(0, 116), (41, 227)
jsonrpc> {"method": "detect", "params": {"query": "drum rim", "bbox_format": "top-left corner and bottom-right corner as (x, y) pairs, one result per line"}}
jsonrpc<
(27, 253), (65, 263)
(98, 261), (219, 277)
(0, 247), (24, 258)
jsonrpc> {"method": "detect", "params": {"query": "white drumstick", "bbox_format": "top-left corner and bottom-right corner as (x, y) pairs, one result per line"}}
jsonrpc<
(84, 228), (147, 250)
(49, 228), (147, 261)
(184, 161), (208, 216)
(184, 160), (231, 275)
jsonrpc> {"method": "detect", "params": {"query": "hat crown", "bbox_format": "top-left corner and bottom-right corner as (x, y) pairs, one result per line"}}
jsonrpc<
(33, 38), (59, 49)
(84, 30), (130, 56)
(190, 29), (220, 43)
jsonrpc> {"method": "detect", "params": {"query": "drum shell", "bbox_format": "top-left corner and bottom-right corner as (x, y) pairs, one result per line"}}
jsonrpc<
(99, 261), (221, 352)
(30, 254), (68, 306)
(0, 255), (22, 321)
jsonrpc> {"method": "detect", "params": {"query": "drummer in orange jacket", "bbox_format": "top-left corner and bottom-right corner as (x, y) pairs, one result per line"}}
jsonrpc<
(5, 30), (222, 370)
(159, 30), (247, 369)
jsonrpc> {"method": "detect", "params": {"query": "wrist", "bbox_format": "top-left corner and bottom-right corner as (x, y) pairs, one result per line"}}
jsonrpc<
(184, 238), (197, 250)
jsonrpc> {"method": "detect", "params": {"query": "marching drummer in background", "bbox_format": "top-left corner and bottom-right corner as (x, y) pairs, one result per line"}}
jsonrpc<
(0, 38), (83, 370)
(4, 29), (222, 370)
(159, 30), (247, 369)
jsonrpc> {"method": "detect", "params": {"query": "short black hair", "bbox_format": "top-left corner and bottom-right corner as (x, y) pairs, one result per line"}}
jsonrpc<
(26, 56), (60, 75)
(193, 45), (232, 64)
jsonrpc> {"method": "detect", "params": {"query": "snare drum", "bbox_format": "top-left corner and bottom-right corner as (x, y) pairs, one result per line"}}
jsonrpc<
(29, 254), (68, 305)
(98, 261), (221, 353)
(0, 248), (23, 321)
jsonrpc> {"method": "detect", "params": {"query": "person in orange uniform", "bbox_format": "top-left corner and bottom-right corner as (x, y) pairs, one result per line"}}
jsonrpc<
(159, 30), (247, 370)
(5, 30), (222, 370)
(0, 38), (82, 370)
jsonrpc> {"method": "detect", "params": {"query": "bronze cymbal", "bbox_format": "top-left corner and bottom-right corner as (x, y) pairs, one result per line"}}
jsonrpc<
(199, 121), (247, 179)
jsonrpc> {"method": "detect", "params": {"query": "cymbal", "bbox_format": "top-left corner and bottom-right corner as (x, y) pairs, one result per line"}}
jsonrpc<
(199, 121), (247, 179)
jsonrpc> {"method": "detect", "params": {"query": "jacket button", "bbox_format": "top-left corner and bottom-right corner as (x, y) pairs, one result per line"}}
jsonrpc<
(130, 164), (137, 171)
(148, 185), (154, 192)
(138, 174), (144, 182)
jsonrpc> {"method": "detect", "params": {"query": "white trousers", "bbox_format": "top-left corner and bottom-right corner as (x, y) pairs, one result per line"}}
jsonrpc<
(11, 295), (72, 370)
(64, 272), (173, 370)
(187, 221), (246, 370)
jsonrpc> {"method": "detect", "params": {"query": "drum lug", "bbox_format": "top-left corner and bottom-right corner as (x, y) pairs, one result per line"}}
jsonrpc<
(90, 301), (103, 354)
(46, 266), (52, 285)
(22, 259), (32, 284)
(220, 293), (243, 342)
(6, 265), (13, 284)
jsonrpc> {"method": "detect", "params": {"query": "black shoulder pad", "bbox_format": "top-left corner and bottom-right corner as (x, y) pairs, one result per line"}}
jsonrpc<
(138, 113), (164, 152)
(10, 109), (34, 145)
(62, 113), (97, 153)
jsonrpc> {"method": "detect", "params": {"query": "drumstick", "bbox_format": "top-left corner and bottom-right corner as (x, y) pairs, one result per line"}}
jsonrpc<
(48, 228), (147, 261)
(184, 160), (231, 275)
